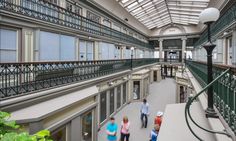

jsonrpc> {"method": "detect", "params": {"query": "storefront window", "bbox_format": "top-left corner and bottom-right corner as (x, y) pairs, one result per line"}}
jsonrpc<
(133, 81), (140, 100)
(117, 86), (121, 109)
(122, 83), (126, 104)
(0, 29), (17, 63)
(79, 40), (94, 61)
(51, 126), (66, 141)
(110, 88), (115, 115)
(81, 111), (93, 141)
(100, 92), (107, 123)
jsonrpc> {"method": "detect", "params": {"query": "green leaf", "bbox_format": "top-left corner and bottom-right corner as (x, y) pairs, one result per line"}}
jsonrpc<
(4, 121), (20, 129)
(38, 139), (46, 141)
(35, 130), (50, 138)
(1, 132), (18, 141)
(0, 112), (10, 119)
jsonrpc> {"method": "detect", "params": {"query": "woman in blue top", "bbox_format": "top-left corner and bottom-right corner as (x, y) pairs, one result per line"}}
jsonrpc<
(150, 124), (159, 141)
(106, 117), (118, 141)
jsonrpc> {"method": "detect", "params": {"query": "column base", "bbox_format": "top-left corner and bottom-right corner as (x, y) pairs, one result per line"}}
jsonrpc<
(205, 108), (218, 118)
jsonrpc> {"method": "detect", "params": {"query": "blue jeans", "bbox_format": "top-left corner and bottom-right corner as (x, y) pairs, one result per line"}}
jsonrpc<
(141, 113), (148, 128)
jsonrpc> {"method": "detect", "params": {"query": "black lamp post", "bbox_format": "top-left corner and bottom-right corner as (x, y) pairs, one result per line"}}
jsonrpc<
(199, 8), (220, 117)
(131, 47), (134, 70)
(169, 52), (172, 65)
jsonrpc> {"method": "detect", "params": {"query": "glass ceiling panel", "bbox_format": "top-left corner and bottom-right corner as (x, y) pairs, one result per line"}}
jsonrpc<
(117, 0), (209, 29)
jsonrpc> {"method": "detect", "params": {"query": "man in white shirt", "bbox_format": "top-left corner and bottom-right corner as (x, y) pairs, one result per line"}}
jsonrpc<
(140, 99), (149, 128)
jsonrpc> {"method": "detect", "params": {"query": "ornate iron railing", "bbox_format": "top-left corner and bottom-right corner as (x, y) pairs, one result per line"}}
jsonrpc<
(194, 2), (236, 47)
(0, 0), (152, 49)
(0, 59), (158, 99)
(186, 60), (236, 134)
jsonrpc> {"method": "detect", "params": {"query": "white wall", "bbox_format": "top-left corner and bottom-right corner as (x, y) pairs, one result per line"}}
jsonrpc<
(150, 25), (201, 36)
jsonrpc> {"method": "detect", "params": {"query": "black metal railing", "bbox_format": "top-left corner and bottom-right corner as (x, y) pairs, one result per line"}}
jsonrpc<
(0, 0), (152, 49)
(186, 60), (236, 134)
(0, 59), (158, 99)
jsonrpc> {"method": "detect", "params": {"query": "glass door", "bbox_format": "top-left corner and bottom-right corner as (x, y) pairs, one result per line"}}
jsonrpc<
(81, 111), (93, 141)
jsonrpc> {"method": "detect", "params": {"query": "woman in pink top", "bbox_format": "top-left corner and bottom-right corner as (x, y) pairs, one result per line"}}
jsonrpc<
(120, 116), (130, 141)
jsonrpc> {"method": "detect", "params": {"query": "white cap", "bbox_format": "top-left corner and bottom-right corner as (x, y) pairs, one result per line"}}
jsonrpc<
(156, 111), (163, 116)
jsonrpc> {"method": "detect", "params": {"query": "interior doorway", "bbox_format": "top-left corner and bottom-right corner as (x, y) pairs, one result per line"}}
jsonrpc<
(81, 111), (93, 141)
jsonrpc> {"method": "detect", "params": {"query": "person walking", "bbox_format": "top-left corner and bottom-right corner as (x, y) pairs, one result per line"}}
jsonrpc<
(154, 111), (163, 127)
(150, 124), (160, 141)
(140, 99), (149, 128)
(106, 117), (118, 141)
(120, 116), (130, 141)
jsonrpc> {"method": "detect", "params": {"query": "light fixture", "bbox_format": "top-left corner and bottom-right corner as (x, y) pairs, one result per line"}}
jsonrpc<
(199, 7), (220, 117)
(130, 47), (134, 50)
(199, 8), (220, 24)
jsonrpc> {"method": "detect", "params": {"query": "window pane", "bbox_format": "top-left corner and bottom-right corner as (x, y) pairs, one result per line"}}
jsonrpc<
(81, 111), (93, 141)
(51, 126), (66, 141)
(0, 29), (17, 62)
(87, 11), (100, 23)
(60, 35), (75, 61)
(100, 92), (107, 123)
(39, 31), (60, 61)
(0, 29), (17, 50)
(117, 86), (121, 109)
(125, 48), (131, 59)
(0, 50), (16, 63)
(87, 41), (93, 60)
(110, 88), (115, 115)
(80, 40), (86, 61)
(113, 24), (121, 31)
(103, 19), (111, 27)
(108, 44), (116, 59)
(99, 42), (109, 60)
(114, 46), (120, 59)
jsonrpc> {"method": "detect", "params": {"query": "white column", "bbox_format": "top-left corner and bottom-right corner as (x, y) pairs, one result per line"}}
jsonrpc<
(182, 37), (187, 62)
(23, 29), (34, 62)
(222, 38), (227, 64)
(75, 38), (79, 60)
(159, 39), (163, 60)
(121, 46), (126, 59)
(94, 41), (99, 60)
(215, 39), (223, 64)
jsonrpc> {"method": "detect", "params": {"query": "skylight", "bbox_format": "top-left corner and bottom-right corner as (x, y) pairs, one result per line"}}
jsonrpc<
(118, 0), (209, 29)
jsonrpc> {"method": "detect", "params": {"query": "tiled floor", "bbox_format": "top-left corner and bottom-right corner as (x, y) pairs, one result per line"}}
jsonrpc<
(98, 78), (176, 141)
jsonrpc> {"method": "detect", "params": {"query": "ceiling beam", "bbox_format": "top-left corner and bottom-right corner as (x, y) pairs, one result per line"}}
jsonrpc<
(164, 0), (173, 24)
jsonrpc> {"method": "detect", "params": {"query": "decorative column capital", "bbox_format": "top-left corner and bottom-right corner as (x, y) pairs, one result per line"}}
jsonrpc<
(158, 38), (163, 42)
(181, 37), (187, 41)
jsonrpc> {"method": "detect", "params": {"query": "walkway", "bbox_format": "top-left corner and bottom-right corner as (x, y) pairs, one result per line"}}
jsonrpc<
(98, 78), (176, 141)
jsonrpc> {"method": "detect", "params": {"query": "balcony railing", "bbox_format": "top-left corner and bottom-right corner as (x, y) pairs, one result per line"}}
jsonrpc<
(0, 0), (152, 49)
(186, 60), (236, 134)
(0, 58), (158, 99)
(194, 2), (236, 47)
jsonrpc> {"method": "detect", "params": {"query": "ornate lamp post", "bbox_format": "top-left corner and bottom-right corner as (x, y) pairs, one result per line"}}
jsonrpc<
(131, 47), (134, 70)
(199, 8), (220, 117)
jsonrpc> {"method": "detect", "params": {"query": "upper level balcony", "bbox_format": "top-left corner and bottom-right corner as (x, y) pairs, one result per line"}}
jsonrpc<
(0, 0), (152, 49)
